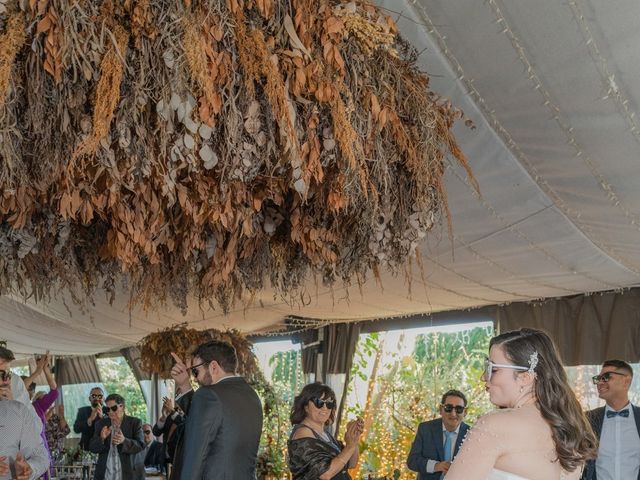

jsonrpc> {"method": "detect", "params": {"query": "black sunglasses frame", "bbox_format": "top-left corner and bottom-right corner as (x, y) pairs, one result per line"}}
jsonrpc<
(190, 361), (208, 377)
(106, 404), (122, 412)
(311, 397), (336, 410)
(592, 371), (628, 385)
(441, 404), (466, 414)
(143, 430), (152, 434)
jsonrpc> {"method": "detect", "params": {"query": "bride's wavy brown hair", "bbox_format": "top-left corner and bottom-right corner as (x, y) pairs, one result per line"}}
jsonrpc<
(490, 328), (598, 471)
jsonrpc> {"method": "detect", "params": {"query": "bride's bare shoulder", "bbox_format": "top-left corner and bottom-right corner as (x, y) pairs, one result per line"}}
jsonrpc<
(472, 408), (532, 433)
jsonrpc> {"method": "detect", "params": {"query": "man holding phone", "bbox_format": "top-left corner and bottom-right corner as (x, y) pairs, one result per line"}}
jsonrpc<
(73, 386), (107, 451)
(407, 390), (470, 479)
(89, 393), (144, 480)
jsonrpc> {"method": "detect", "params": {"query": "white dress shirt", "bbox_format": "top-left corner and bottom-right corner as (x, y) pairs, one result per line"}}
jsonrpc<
(596, 403), (640, 480)
(426, 424), (461, 474)
(0, 400), (49, 480)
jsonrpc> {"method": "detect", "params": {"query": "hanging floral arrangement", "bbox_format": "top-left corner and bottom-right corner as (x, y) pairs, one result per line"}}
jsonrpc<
(138, 323), (262, 380)
(0, 0), (476, 314)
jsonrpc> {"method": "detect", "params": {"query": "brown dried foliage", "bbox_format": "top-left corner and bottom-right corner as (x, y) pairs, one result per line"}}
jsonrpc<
(72, 24), (129, 162)
(0, 0), (476, 320)
(139, 324), (261, 380)
(0, 13), (26, 109)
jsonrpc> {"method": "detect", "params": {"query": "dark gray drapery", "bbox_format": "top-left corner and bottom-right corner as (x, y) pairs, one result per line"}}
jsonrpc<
(496, 289), (640, 366)
(55, 355), (102, 386)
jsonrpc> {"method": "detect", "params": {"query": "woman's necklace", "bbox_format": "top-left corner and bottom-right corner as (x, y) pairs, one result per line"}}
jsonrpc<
(302, 421), (330, 442)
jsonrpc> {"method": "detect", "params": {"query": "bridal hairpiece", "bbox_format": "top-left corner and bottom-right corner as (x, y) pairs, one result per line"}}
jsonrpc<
(528, 351), (539, 376)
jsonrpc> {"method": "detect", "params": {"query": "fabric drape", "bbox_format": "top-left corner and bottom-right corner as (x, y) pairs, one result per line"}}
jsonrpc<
(120, 346), (151, 382)
(55, 355), (102, 385)
(496, 289), (640, 365)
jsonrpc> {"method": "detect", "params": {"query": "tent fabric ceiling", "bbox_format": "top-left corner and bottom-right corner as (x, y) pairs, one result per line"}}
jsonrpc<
(4, 0), (640, 354)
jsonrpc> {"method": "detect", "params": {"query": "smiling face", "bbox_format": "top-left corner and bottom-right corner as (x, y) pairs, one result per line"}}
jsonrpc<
(439, 395), (466, 431)
(596, 365), (631, 406)
(304, 394), (335, 426)
(482, 344), (528, 408)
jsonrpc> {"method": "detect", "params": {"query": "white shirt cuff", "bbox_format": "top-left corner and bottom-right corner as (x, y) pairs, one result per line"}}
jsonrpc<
(426, 459), (437, 473)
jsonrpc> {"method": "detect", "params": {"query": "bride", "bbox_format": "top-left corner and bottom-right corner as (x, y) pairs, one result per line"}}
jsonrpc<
(445, 328), (597, 480)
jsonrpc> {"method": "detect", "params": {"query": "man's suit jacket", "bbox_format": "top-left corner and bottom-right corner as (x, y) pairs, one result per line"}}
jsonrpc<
(406, 418), (470, 480)
(89, 414), (145, 480)
(582, 404), (640, 480)
(179, 377), (263, 480)
(168, 391), (192, 480)
(73, 406), (98, 451)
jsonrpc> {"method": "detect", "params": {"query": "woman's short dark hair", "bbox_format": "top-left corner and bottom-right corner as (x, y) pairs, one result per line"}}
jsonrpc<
(290, 382), (337, 426)
(192, 340), (238, 374)
(105, 393), (125, 406)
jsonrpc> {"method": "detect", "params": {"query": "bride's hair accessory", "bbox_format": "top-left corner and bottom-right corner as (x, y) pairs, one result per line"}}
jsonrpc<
(528, 351), (539, 376)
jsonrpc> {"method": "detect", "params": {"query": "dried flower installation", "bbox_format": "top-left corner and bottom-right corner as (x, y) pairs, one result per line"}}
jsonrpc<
(0, 0), (475, 315)
(139, 324), (262, 379)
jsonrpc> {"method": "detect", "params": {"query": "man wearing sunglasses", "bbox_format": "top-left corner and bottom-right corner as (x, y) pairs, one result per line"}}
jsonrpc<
(89, 393), (145, 480)
(170, 340), (263, 480)
(73, 386), (107, 451)
(0, 346), (34, 407)
(582, 359), (640, 480)
(407, 389), (470, 479)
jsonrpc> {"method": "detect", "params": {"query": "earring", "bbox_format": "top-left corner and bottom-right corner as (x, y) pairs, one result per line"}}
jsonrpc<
(519, 386), (524, 393)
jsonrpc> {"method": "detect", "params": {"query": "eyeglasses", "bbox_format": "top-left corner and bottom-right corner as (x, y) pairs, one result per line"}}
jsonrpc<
(106, 405), (121, 412)
(592, 372), (628, 385)
(311, 397), (336, 410)
(143, 430), (152, 434)
(90, 394), (103, 399)
(441, 404), (465, 414)
(484, 357), (528, 382)
(190, 361), (207, 377)
(0, 370), (12, 382)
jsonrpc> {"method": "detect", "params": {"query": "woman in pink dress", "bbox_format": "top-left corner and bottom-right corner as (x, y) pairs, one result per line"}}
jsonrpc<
(27, 353), (59, 480)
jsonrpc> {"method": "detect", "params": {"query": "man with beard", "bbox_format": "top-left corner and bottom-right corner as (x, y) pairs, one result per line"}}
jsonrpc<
(169, 340), (263, 479)
(73, 386), (107, 451)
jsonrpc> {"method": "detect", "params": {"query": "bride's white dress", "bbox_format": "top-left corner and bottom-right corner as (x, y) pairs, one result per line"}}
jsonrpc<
(488, 469), (529, 480)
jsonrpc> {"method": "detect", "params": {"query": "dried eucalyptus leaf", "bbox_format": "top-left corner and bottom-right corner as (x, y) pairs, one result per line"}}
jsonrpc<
(184, 134), (195, 150)
(198, 124), (212, 140)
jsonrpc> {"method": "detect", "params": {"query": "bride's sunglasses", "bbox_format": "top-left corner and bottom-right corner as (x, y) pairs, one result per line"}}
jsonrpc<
(484, 357), (528, 382)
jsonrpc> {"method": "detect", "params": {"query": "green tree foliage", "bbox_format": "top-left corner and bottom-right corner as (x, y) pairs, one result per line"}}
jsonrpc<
(346, 326), (494, 479)
(257, 348), (305, 478)
(97, 357), (148, 423)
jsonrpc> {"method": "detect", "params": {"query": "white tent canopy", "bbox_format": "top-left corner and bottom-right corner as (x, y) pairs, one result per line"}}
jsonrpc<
(3, 0), (640, 354)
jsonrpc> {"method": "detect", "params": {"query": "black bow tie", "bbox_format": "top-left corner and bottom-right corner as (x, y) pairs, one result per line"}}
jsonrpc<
(606, 409), (630, 418)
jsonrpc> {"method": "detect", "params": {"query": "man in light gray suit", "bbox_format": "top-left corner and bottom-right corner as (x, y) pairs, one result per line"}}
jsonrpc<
(173, 340), (263, 480)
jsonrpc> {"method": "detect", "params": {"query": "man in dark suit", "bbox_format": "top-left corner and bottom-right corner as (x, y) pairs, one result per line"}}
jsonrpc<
(89, 393), (145, 480)
(407, 389), (470, 479)
(73, 386), (106, 451)
(582, 359), (640, 480)
(171, 340), (263, 479)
